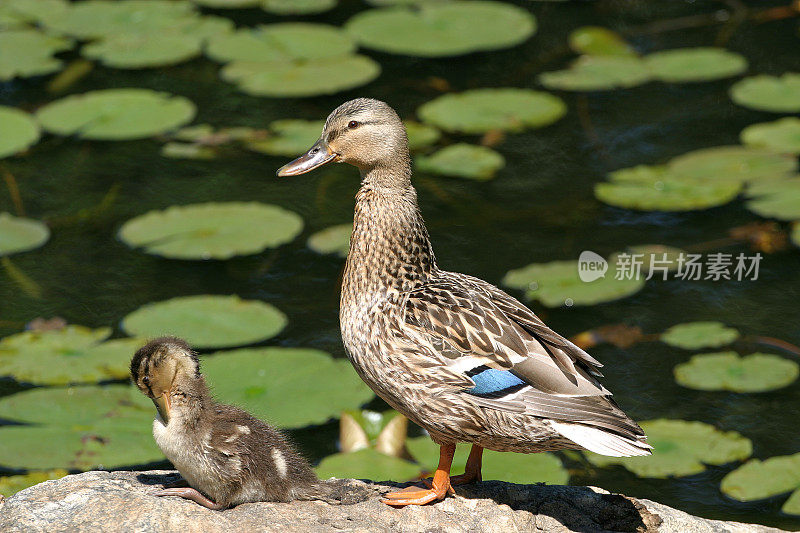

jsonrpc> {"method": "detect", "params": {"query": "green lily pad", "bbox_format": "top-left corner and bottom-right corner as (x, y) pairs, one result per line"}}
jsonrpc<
(745, 178), (800, 221)
(741, 117), (800, 155)
(36, 89), (195, 141)
(121, 295), (287, 349)
(721, 453), (800, 515)
(82, 34), (202, 69)
(418, 88), (566, 134)
(568, 26), (635, 56)
(206, 24), (355, 64)
(502, 258), (645, 307)
(587, 419), (752, 478)
(667, 146), (797, 184)
(0, 385), (161, 470)
(221, 55), (381, 98)
(261, 0), (337, 15)
(307, 224), (352, 258)
(594, 165), (742, 211)
(0, 0), (69, 28)
(415, 143), (504, 180)
(405, 121), (441, 151)
(118, 202), (303, 260)
(793, 222), (800, 249)
(645, 47), (747, 83)
(0, 213), (49, 257)
(624, 244), (686, 274)
(202, 347), (374, 428)
(407, 437), (568, 485)
(0, 325), (144, 385)
(316, 448), (421, 481)
(0, 470), (68, 497)
(660, 321), (740, 350)
(674, 351), (799, 393)
(247, 120), (325, 157)
(539, 56), (651, 91)
(730, 73), (800, 113)
(0, 30), (72, 81)
(0, 107), (40, 158)
(190, 0), (258, 6)
(344, 1), (535, 57)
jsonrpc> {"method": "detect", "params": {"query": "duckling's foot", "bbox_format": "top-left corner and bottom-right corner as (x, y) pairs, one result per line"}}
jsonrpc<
(382, 443), (455, 507)
(450, 444), (483, 486)
(154, 487), (224, 510)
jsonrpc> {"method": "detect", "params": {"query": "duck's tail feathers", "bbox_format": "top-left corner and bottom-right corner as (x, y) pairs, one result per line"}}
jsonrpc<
(550, 421), (652, 457)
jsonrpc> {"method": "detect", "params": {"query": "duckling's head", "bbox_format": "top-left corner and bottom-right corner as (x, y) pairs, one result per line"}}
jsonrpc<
(130, 336), (199, 423)
(277, 98), (408, 177)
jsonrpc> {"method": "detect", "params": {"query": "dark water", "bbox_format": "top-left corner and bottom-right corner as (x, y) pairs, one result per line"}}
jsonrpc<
(2, 0), (800, 528)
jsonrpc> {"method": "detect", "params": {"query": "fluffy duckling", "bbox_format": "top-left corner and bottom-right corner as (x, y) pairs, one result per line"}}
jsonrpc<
(130, 337), (323, 510)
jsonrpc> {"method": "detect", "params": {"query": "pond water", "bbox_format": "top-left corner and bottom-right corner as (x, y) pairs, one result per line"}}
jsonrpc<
(2, 0), (800, 529)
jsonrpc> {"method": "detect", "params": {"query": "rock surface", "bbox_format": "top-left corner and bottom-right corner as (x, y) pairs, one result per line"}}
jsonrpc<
(0, 470), (783, 533)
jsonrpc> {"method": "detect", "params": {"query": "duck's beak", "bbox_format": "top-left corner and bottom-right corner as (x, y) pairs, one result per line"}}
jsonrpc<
(152, 394), (171, 423)
(276, 138), (339, 177)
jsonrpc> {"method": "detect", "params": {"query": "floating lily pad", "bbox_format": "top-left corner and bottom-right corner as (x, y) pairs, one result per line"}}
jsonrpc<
(745, 178), (800, 221)
(594, 165), (742, 211)
(345, 1), (535, 57)
(118, 202), (303, 260)
(82, 34), (202, 69)
(0, 0), (69, 28)
(418, 88), (566, 134)
(674, 351), (799, 393)
(121, 295), (287, 349)
(203, 347), (374, 428)
(667, 146), (796, 184)
(502, 258), (645, 307)
(415, 143), (504, 180)
(0, 30), (72, 81)
(660, 321), (740, 350)
(0, 325), (144, 385)
(161, 142), (216, 160)
(307, 224), (352, 258)
(0, 107), (39, 158)
(261, 0), (337, 15)
(645, 47), (747, 83)
(721, 452), (800, 515)
(741, 118), (800, 155)
(247, 120), (325, 157)
(316, 448), (421, 481)
(568, 26), (635, 56)
(587, 419), (752, 478)
(36, 89), (195, 141)
(405, 121), (441, 151)
(624, 244), (686, 274)
(539, 56), (651, 91)
(0, 385), (160, 470)
(221, 55), (381, 98)
(407, 437), (568, 485)
(0, 470), (68, 497)
(793, 222), (800, 249)
(0, 213), (50, 257)
(190, 0), (258, 7)
(730, 73), (800, 113)
(206, 24), (355, 64)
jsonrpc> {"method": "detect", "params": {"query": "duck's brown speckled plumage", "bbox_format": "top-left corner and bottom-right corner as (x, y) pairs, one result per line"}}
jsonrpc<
(279, 98), (650, 505)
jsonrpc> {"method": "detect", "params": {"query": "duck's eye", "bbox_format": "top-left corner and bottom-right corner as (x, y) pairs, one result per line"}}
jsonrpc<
(142, 376), (150, 384)
(348, 120), (360, 129)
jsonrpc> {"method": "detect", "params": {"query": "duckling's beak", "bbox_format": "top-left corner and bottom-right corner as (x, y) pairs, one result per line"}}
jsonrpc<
(276, 138), (339, 177)
(152, 394), (170, 423)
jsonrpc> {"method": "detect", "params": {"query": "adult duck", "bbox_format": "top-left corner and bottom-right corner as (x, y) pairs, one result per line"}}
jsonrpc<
(278, 98), (650, 507)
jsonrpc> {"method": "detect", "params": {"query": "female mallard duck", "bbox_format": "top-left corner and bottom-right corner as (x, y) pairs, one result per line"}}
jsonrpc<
(278, 99), (651, 507)
(130, 337), (323, 509)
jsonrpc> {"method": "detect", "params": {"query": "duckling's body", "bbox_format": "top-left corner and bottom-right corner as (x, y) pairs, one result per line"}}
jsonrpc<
(278, 98), (651, 507)
(131, 337), (321, 509)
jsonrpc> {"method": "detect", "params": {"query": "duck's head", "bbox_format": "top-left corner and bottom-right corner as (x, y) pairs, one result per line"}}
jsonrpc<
(277, 98), (408, 177)
(130, 336), (199, 423)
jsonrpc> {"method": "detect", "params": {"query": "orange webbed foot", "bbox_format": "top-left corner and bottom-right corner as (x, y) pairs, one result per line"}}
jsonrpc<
(381, 479), (451, 506)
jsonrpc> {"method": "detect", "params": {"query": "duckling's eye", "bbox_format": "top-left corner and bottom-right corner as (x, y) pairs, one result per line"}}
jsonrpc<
(348, 120), (360, 129)
(142, 376), (150, 384)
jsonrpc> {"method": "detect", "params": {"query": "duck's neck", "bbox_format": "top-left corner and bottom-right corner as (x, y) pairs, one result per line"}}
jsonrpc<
(168, 375), (212, 427)
(342, 165), (438, 305)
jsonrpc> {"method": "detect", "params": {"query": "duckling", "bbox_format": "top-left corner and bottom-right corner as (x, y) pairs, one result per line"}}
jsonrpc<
(278, 99), (651, 507)
(130, 337), (323, 510)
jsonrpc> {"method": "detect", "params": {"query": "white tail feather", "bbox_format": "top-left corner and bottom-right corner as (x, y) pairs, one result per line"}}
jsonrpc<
(550, 421), (652, 457)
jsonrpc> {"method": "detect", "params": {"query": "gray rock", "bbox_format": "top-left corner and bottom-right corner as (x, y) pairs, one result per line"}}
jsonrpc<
(0, 470), (783, 533)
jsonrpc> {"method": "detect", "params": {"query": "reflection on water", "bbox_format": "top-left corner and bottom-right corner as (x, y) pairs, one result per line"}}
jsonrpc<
(1, 0), (799, 528)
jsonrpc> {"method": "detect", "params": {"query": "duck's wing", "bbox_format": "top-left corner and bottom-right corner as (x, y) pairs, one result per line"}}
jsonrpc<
(401, 272), (649, 454)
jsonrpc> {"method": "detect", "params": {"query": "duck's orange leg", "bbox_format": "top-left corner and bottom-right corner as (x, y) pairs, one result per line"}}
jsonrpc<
(382, 443), (455, 507)
(450, 444), (483, 485)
